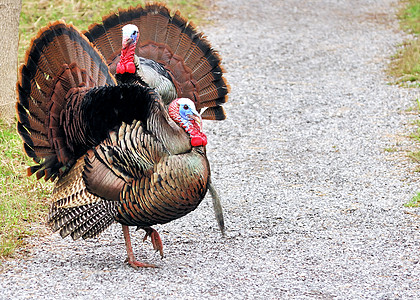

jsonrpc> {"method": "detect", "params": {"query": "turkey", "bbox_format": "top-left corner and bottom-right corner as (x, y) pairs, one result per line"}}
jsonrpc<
(83, 3), (229, 116)
(83, 3), (229, 233)
(16, 18), (223, 267)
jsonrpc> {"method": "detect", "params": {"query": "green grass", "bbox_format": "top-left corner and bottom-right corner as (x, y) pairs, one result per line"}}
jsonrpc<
(400, 0), (420, 34)
(405, 192), (420, 207)
(388, 0), (420, 86)
(1, 0), (205, 260)
(391, 1), (420, 207)
(407, 108), (420, 202)
(384, 147), (398, 152)
(0, 120), (51, 258)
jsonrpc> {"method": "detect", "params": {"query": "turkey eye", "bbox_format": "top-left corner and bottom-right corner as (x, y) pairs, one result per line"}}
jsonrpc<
(183, 104), (189, 110)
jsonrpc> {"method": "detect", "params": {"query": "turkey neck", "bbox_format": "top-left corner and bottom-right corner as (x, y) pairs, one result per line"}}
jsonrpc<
(147, 103), (192, 155)
(117, 42), (137, 74)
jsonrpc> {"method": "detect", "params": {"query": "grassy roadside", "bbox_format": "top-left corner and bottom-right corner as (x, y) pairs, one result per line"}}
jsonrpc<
(390, 1), (420, 207)
(0, 120), (51, 259)
(388, 0), (420, 86)
(406, 112), (420, 206)
(1, 0), (206, 260)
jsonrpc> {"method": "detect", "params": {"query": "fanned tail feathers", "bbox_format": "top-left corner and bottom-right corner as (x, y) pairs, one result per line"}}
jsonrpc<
(84, 3), (229, 120)
(16, 21), (115, 181)
(17, 21), (121, 240)
(49, 201), (118, 240)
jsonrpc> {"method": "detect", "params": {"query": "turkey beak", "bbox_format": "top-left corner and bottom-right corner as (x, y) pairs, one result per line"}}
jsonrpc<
(190, 112), (203, 130)
(122, 37), (134, 49)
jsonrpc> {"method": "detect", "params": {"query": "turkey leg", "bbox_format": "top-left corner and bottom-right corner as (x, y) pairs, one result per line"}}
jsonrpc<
(122, 225), (157, 268)
(143, 227), (164, 258)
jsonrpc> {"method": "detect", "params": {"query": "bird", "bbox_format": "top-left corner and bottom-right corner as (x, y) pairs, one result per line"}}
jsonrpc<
(83, 3), (228, 119)
(16, 11), (226, 268)
(83, 3), (229, 234)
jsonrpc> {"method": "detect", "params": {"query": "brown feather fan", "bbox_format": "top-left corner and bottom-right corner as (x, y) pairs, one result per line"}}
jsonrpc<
(17, 21), (116, 181)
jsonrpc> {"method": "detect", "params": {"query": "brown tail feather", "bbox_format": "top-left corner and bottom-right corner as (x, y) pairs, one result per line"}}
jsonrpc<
(71, 207), (117, 240)
(83, 3), (229, 120)
(49, 202), (118, 240)
(16, 21), (115, 181)
(47, 155), (119, 240)
(200, 106), (226, 121)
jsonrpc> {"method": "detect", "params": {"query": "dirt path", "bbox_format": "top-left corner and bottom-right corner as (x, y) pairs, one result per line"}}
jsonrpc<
(1, 0), (420, 298)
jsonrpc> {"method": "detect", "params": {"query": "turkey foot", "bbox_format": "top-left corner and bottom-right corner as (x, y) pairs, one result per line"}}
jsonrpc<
(142, 227), (164, 259)
(122, 225), (157, 268)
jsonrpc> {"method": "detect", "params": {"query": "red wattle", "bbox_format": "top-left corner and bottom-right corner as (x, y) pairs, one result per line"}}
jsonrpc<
(117, 43), (136, 74)
(191, 135), (207, 147)
(116, 63), (125, 74)
(125, 62), (136, 73)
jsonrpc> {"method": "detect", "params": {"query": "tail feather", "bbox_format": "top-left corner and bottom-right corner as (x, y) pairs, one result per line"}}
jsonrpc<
(16, 21), (115, 181)
(139, 4), (163, 44)
(200, 106), (226, 121)
(182, 32), (208, 68)
(84, 24), (114, 64)
(101, 12), (124, 58)
(17, 122), (50, 148)
(81, 214), (116, 239)
(143, 4), (171, 44)
(164, 11), (187, 57)
(47, 155), (119, 240)
(49, 202), (116, 240)
(71, 202), (118, 240)
(50, 205), (97, 236)
(198, 80), (229, 104)
(16, 90), (46, 122)
(23, 144), (54, 161)
(195, 66), (222, 90)
(16, 103), (48, 136)
(59, 204), (106, 239)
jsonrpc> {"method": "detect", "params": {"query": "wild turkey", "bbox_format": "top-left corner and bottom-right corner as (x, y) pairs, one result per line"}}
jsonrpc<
(83, 3), (229, 233)
(83, 3), (229, 116)
(16, 13), (226, 268)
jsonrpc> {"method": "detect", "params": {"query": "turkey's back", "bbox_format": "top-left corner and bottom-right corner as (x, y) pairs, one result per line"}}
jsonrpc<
(137, 56), (178, 103)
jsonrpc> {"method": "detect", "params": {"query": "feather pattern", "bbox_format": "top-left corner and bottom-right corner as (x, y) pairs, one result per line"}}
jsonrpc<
(16, 21), (115, 180)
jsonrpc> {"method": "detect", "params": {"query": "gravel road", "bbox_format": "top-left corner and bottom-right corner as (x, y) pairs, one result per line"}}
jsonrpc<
(1, 0), (420, 298)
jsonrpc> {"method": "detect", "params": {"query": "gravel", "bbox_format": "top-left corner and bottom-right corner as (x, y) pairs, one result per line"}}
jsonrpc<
(1, 0), (420, 298)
